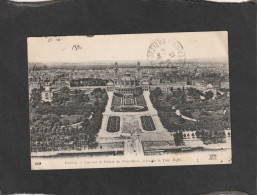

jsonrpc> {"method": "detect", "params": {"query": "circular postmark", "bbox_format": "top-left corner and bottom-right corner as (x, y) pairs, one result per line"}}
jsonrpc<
(147, 38), (186, 67)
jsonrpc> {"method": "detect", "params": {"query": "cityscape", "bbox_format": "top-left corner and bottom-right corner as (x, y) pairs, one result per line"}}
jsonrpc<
(28, 32), (231, 169)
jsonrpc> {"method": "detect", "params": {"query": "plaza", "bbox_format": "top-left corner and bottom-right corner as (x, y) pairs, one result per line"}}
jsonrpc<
(97, 90), (174, 156)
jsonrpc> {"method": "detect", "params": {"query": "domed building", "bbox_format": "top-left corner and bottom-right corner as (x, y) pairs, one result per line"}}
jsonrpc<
(107, 62), (149, 95)
(206, 83), (214, 89)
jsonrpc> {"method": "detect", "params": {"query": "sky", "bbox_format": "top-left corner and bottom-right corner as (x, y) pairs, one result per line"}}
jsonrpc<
(27, 31), (228, 65)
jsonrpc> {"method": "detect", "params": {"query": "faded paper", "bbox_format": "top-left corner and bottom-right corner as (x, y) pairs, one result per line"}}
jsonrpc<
(28, 32), (231, 170)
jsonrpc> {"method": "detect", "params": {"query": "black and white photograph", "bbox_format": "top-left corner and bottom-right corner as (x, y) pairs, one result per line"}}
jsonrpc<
(28, 31), (231, 170)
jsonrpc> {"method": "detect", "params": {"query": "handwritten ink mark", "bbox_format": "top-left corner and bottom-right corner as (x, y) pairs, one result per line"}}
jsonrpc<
(72, 44), (83, 51)
(56, 37), (62, 42)
(48, 37), (63, 42)
(32, 64), (47, 71)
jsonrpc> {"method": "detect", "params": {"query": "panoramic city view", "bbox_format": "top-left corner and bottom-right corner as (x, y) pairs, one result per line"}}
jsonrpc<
(28, 32), (231, 169)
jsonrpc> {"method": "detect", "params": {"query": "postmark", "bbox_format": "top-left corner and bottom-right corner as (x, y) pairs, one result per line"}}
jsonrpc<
(147, 38), (186, 67)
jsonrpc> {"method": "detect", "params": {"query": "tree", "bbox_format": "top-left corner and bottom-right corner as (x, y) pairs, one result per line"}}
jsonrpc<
(166, 94), (172, 101)
(83, 109), (92, 118)
(181, 94), (186, 103)
(174, 131), (184, 146)
(30, 88), (42, 108)
(150, 93), (160, 109)
(60, 86), (70, 94)
(181, 110), (193, 118)
(63, 119), (70, 126)
(179, 115), (186, 124)
(81, 119), (90, 130)
(204, 91), (214, 100)
(152, 87), (162, 97)
(93, 88), (102, 93)
(170, 97), (180, 105)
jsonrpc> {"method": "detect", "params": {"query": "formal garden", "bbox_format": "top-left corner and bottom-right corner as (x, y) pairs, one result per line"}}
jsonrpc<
(111, 94), (148, 112)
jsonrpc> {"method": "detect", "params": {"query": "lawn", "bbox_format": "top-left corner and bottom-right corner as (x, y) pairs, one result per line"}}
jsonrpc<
(192, 111), (201, 120)
(135, 95), (146, 106)
(141, 116), (156, 131)
(106, 116), (120, 132)
(112, 95), (122, 106)
(60, 115), (82, 125)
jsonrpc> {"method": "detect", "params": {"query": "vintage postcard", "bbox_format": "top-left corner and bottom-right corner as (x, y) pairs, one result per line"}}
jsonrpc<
(28, 32), (231, 170)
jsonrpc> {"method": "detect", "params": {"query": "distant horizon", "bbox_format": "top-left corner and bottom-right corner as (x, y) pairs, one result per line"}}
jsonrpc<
(28, 56), (228, 66)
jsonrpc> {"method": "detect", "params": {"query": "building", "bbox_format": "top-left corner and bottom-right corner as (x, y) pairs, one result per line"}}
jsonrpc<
(41, 84), (53, 102)
(220, 82), (229, 90)
(106, 81), (114, 91)
(206, 83), (214, 89)
(107, 62), (149, 94)
(114, 71), (142, 95)
(53, 78), (70, 89)
(28, 73), (42, 94)
(151, 77), (161, 85)
(141, 81), (150, 91)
